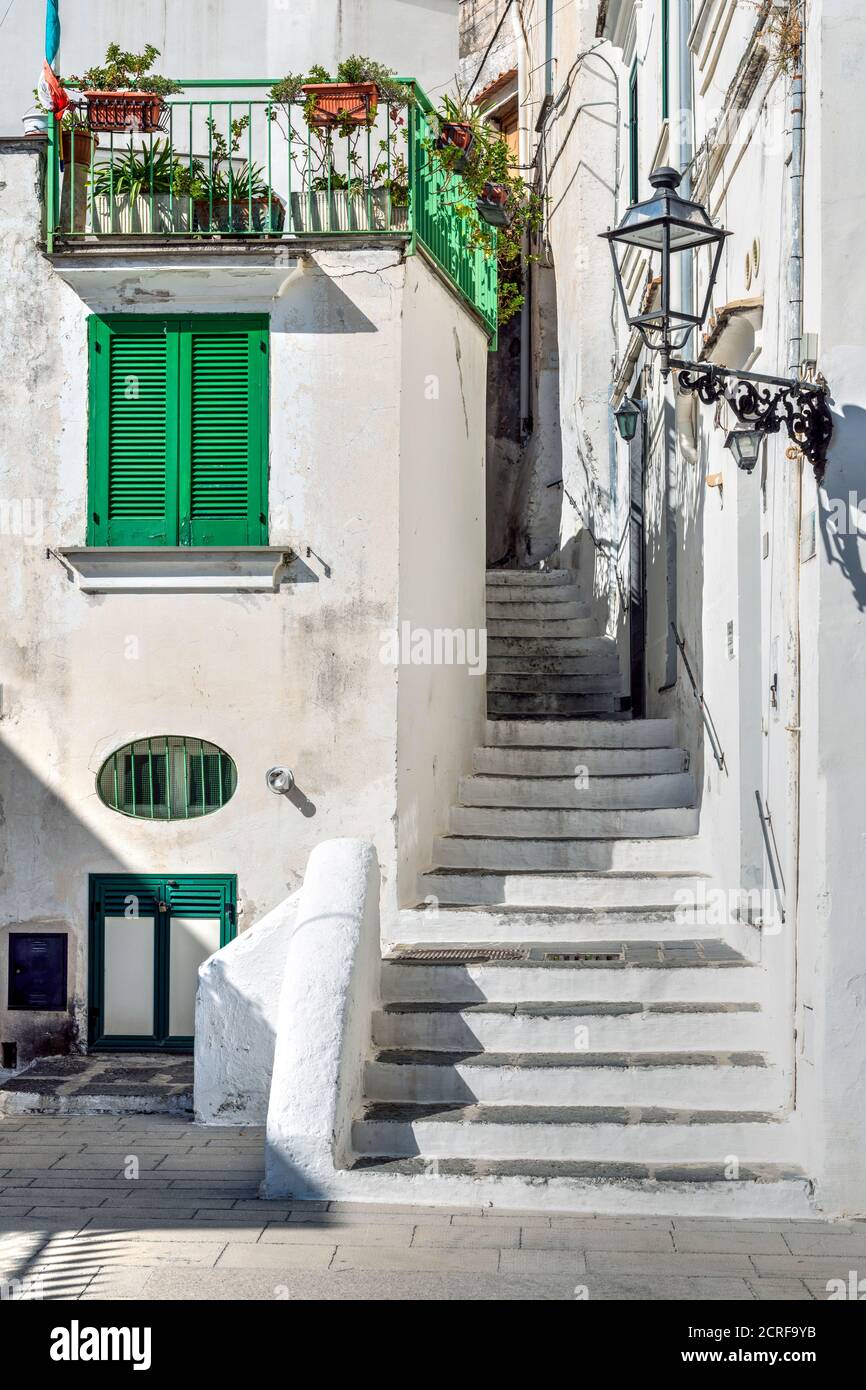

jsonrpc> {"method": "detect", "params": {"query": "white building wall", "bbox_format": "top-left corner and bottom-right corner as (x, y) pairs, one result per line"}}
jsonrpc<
(0, 136), (490, 1064)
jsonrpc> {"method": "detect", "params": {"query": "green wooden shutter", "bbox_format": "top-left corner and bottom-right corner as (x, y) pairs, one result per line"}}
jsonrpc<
(88, 317), (179, 546)
(179, 316), (268, 546)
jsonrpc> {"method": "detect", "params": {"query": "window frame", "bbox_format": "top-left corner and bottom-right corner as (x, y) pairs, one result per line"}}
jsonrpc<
(628, 60), (640, 204)
(87, 313), (270, 549)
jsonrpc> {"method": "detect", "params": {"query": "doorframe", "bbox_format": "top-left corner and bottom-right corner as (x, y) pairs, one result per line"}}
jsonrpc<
(87, 873), (237, 1052)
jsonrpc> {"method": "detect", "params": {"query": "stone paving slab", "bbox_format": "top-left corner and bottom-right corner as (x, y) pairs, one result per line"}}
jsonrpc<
(0, 1109), (861, 1300)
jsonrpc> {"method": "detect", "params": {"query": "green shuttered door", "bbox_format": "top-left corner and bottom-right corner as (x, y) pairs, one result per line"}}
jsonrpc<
(88, 315), (268, 547)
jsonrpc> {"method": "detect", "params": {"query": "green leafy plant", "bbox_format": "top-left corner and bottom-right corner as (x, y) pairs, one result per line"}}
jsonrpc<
(171, 116), (270, 205)
(429, 94), (545, 325)
(269, 55), (413, 135)
(88, 140), (177, 200)
(67, 43), (182, 97)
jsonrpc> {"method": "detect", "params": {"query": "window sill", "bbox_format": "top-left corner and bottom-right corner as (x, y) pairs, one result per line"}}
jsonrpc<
(54, 547), (294, 593)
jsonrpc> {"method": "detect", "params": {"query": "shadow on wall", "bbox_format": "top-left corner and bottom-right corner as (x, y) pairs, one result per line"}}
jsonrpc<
(818, 402), (866, 611)
(279, 258), (381, 334)
(0, 738), (130, 1065)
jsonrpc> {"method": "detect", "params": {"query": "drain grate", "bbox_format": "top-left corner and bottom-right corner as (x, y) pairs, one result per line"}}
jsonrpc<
(398, 948), (528, 963)
(539, 950), (625, 963)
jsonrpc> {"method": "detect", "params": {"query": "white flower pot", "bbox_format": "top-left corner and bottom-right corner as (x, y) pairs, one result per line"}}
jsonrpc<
(290, 189), (408, 233)
(89, 193), (191, 236)
(22, 109), (51, 136)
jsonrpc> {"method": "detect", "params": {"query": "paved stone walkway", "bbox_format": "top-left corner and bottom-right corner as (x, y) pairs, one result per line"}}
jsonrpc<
(0, 1054), (193, 1115)
(0, 1114), (863, 1300)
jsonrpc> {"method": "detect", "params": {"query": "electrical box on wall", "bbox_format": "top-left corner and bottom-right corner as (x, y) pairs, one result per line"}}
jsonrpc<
(8, 933), (68, 1011)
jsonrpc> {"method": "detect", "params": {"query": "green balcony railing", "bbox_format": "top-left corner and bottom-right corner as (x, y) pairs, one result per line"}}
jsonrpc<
(45, 78), (497, 342)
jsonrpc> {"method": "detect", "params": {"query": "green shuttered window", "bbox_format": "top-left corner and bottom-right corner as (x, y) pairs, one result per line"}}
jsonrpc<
(88, 315), (269, 546)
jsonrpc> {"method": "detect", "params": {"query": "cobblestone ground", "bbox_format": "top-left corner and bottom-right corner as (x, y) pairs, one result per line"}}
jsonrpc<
(0, 1114), (863, 1301)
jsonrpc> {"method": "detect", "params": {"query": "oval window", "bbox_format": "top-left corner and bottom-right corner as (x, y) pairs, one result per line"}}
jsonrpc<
(97, 736), (237, 820)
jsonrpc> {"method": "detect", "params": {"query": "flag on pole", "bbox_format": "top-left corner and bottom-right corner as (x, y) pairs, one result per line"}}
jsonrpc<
(38, 1), (69, 118)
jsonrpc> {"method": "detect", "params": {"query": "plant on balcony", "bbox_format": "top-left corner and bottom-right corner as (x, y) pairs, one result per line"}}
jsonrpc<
(26, 89), (97, 165)
(270, 56), (412, 134)
(428, 99), (544, 325)
(87, 140), (191, 234)
(432, 93), (482, 174)
(175, 116), (285, 234)
(68, 43), (182, 134)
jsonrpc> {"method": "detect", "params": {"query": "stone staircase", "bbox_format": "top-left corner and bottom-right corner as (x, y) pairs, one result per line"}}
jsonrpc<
(347, 569), (810, 1214)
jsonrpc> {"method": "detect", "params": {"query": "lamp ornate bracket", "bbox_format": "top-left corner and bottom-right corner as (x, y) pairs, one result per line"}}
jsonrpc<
(671, 359), (833, 483)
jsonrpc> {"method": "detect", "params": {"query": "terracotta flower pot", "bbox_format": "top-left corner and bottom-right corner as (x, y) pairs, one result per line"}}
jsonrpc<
(83, 90), (168, 134)
(61, 129), (98, 166)
(302, 82), (379, 129)
(435, 120), (475, 173)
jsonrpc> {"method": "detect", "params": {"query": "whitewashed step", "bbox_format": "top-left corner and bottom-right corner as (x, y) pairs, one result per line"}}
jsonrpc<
(485, 585), (585, 605)
(396, 906), (719, 944)
(472, 746), (686, 776)
(381, 954), (761, 1007)
(488, 618), (597, 638)
(486, 718), (676, 748)
(487, 602), (592, 624)
(489, 636), (614, 658)
(488, 693), (622, 717)
(433, 833), (704, 872)
(450, 805), (699, 837)
(372, 1001), (766, 1054)
(353, 1106), (794, 1163)
(458, 772), (695, 810)
(419, 869), (707, 910)
(364, 1051), (779, 1109)
(488, 655), (619, 676)
(486, 570), (574, 587)
(487, 672), (621, 694)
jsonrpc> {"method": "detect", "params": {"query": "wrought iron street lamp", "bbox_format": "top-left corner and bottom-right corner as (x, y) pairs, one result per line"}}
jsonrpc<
(600, 167), (729, 377)
(601, 166), (834, 481)
(614, 397), (642, 441)
(724, 428), (763, 473)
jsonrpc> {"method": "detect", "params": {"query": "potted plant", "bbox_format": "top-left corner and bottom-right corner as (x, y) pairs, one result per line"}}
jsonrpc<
(182, 117), (285, 234)
(88, 140), (189, 235)
(271, 56), (412, 132)
(68, 43), (181, 134)
(433, 93), (481, 174)
(476, 181), (513, 228)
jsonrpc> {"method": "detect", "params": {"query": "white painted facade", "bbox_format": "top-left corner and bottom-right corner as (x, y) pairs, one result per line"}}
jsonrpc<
(503, 0), (866, 1214)
(0, 0), (489, 1069)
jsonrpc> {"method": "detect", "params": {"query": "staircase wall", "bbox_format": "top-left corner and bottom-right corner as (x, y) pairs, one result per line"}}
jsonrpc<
(393, 256), (489, 920)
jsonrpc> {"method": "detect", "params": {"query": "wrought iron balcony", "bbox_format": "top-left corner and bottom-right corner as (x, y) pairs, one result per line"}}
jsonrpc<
(44, 78), (498, 342)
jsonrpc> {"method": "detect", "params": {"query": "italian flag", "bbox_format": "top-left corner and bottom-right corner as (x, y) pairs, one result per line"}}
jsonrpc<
(38, 0), (69, 119)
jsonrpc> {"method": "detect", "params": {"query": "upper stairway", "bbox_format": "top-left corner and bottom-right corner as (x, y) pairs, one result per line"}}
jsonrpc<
(486, 568), (625, 719)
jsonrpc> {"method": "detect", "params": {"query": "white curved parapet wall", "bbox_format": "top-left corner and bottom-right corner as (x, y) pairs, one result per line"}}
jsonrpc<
(194, 890), (301, 1125)
(263, 838), (381, 1200)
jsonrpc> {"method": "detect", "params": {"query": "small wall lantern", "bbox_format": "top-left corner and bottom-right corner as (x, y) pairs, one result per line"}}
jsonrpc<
(614, 397), (642, 441)
(724, 428), (763, 473)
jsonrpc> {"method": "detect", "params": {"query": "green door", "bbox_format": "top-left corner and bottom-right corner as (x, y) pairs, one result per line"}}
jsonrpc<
(88, 874), (237, 1052)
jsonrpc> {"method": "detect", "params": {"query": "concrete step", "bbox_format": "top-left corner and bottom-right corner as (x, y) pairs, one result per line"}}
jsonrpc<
(487, 600), (591, 621)
(488, 618), (598, 639)
(418, 869), (707, 910)
(339, 1158), (813, 1218)
(472, 746), (687, 776)
(450, 805), (700, 838)
(396, 906), (722, 944)
(380, 947), (760, 1006)
(372, 1001), (766, 1054)
(489, 636), (615, 658)
(486, 570), (574, 587)
(352, 1104), (794, 1162)
(457, 772), (695, 810)
(487, 672), (621, 694)
(487, 655), (619, 676)
(432, 834), (704, 872)
(488, 693), (622, 717)
(485, 585), (585, 605)
(364, 1049), (778, 1108)
(485, 718), (676, 748)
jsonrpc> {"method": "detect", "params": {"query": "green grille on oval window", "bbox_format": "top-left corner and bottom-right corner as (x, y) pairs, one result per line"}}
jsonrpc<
(97, 736), (237, 820)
